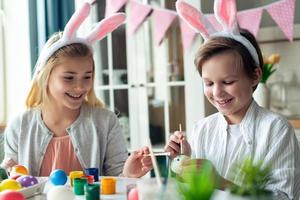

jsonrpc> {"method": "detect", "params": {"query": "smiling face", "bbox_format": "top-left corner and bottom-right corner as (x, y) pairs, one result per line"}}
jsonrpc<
(47, 55), (94, 111)
(202, 51), (260, 124)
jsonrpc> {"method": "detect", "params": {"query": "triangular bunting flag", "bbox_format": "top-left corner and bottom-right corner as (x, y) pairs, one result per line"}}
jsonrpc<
(237, 8), (263, 37)
(127, 0), (152, 36)
(152, 8), (177, 45)
(179, 19), (197, 52)
(265, 0), (295, 42)
(105, 0), (128, 17)
(206, 14), (222, 31)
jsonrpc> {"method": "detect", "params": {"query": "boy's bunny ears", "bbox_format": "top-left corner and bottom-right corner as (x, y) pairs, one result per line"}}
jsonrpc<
(176, 0), (259, 66)
(34, 1), (125, 78)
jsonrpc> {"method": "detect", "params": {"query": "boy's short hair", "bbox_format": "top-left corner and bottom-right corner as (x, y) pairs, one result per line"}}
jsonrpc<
(194, 29), (264, 82)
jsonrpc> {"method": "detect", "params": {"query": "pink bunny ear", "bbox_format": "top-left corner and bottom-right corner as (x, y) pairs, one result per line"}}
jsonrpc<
(214, 0), (238, 34)
(85, 13), (126, 44)
(63, 2), (91, 40)
(176, 0), (216, 40)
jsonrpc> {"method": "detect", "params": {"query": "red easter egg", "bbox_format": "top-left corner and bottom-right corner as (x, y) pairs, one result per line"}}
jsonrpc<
(128, 187), (139, 200)
(0, 190), (25, 200)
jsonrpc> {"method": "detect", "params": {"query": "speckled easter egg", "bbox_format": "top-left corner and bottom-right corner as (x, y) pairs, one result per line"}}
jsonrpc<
(171, 155), (190, 174)
(0, 190), (25, 200)
(49, 169), (67, 185)
(10, 165), (29, 176)
(0, 179), (22, 191)
(16, 175), (38, 187)
(47, 186), (75, 200)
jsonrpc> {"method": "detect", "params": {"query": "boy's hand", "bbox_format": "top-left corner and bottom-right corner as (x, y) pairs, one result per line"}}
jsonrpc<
(164, 131), (191, 159)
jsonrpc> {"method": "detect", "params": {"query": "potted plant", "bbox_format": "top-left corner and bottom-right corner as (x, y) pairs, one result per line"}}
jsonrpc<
(253, 53), (280, 108)
(176, 160), (216, 200)
(227, 158), (273, 200)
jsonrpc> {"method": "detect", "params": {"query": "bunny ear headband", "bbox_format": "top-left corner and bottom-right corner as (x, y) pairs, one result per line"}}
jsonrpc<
(176, 0), (259, 66)
(34, 1), (126, 78)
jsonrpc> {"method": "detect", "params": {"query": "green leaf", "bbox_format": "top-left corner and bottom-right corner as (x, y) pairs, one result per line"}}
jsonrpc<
(176, 161), (216, 200)
(229, 157), (272, 197)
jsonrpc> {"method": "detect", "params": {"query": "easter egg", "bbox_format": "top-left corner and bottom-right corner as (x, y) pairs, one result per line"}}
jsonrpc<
(9, 174), (21, 180)
(0, 190), (25, 200)
(16, 175), (38, 187)
(0, 168), (8, 181)
(47, 186), (75, 200)
(171, 155), (190, 174)
(0, 179), (22, 191)
(49, 169), (67, 185)
(127, 187), (139, 200)
(10, 165), (29, 176)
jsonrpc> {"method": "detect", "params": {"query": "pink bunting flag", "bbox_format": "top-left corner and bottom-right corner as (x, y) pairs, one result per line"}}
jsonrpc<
(179, 19), (197, 52)
(105, 0), (128, 17)
(127, 0), (152, 36)
(265, 0), (295, 42)
(237, 8), (263, 37)
(152, 8), (177, 45)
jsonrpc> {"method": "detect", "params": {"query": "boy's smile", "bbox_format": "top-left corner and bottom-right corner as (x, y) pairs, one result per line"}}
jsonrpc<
(202, 51), (258, 124)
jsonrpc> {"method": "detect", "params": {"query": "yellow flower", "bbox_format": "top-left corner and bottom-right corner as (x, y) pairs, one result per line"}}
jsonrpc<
(261, 53), (280, 84)
(265, 54), (280, 64)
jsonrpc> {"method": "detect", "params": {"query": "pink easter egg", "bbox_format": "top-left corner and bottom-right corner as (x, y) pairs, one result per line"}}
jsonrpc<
(128, 187), (139, 200)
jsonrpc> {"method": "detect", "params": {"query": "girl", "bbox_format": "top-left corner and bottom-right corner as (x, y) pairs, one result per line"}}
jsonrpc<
(2, 2), (151, 178)
(165, 1), (300, 199)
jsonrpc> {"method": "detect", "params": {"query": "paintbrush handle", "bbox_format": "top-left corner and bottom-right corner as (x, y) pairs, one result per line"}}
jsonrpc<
(144, 152), (171, 157)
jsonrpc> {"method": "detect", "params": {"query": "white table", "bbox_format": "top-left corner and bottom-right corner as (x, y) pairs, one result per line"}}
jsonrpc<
(27, 177), (228, 200)
(27, 177), (139, 200)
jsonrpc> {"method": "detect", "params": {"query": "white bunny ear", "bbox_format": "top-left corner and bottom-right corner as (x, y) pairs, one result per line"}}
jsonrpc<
(85, 13), (126, 44)
(176, 0), (216, 40)
(214, 0), (239, 34)
(63, 2), (91, 40)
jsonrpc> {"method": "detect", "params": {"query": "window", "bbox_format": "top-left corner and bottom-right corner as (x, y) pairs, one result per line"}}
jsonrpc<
(0, 0), (31, 123)
(0, 0), (5, 123)
(77, 0), (205, 150)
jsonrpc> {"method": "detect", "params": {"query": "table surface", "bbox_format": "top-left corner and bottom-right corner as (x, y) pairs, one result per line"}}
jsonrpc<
(27, 177), (227, 200)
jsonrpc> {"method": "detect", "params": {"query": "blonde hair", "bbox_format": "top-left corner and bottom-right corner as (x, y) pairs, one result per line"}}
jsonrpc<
(26, 32), (104, 108)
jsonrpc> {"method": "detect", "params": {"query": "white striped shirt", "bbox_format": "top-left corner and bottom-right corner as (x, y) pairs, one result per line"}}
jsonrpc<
(189, 100), (300, 200)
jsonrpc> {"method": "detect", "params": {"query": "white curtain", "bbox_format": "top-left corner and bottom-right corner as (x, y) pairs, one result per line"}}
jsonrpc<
(0, 5), (6, 123)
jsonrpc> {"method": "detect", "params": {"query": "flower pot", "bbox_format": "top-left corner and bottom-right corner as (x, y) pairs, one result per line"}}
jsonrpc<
(253, 83), (270, 109)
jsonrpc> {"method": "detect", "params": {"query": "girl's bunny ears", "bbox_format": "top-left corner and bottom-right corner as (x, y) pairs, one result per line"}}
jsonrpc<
(176, 0), (259, 66)
(34, 1), (125, 78)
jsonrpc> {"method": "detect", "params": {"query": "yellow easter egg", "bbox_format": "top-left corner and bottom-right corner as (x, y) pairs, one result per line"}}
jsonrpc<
(0, 179), (22, 191)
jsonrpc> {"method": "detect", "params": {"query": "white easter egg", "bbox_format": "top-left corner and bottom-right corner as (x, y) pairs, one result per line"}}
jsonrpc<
(47, 185), (75, 200)
(171, 155), (190, 174)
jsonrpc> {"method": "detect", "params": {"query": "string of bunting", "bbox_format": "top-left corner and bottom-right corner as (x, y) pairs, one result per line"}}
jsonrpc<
(105, 0), (296, 51)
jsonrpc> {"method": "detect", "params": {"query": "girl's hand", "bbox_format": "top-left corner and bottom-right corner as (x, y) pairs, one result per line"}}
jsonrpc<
(0, 157), (17, 172)
(122, 147), (152, 178)
(164, 131), (191, 159)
